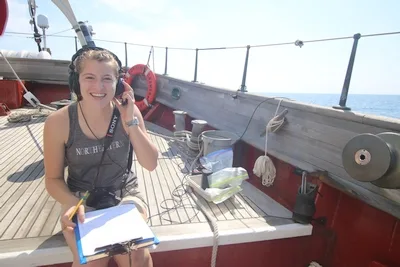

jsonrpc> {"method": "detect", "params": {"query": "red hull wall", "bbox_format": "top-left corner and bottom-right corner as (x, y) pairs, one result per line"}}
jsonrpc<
(27, 82), (71, 105)
(148, 105), (400, 267)
(21, 87), (399, 267)
(43, 233), (333, 267)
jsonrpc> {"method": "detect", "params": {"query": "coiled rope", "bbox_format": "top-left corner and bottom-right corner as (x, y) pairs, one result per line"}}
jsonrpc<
(7, 107), (53, 123)
(1, 50), (55, 123)
(253, 99), (285, 186)
(309, 261), (323, 267)
(173, 130), (202, 151)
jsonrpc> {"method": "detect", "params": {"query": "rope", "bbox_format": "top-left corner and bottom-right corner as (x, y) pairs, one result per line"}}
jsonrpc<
(187, 186), (219, 267)
(149, 131), (202, 151)
(149, 130), (204, 172)
(0, 50), (57, 112)
(152, 129), (218, 267)
(252, 99), (285, 187)
(7, 108), (52, 123)
(174, 130), (202, 151)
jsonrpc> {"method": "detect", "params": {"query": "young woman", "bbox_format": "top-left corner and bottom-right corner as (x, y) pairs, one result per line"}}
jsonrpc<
(43, 47), (158, 267)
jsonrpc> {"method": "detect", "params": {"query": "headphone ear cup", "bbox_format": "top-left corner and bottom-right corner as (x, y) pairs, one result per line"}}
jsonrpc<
(115, 78), (124, 97)
(69, 72), (80, 96)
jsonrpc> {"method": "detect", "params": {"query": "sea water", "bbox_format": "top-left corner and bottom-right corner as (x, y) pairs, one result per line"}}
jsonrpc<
(259, 93), (400, 119)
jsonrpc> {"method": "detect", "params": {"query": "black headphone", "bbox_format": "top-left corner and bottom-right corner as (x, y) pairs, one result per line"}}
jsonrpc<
(68, 46), (125, 99)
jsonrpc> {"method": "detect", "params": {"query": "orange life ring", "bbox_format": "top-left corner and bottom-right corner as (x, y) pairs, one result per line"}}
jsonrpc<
(124, 64), (157, 112)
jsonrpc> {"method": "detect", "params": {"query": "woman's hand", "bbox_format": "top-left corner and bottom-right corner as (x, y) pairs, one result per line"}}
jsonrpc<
(113, 80), (136, 124)
(60, 203), (85, 232)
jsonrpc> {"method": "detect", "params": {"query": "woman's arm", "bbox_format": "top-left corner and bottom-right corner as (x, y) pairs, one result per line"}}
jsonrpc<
(43, 110), (80, 206)
(114, 80), (158, 171)
(125, 104), (158, 171)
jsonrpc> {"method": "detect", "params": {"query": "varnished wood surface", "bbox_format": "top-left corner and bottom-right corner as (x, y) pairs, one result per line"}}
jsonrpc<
(1, 58), (399, 218)
(0, 110), (309, 266)
(133, 74), (400, 220)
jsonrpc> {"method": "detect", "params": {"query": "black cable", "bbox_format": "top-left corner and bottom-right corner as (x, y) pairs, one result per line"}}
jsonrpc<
(77, 101), (130, 200)
(78, 101), (198, 224)
(76, 101), (317, 227)
(143, 97), (296, 224)
(146, 170), (201, 224)
(234, 97), (292, 143)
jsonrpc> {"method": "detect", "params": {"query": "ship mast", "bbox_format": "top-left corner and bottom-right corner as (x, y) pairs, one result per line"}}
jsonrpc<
(27, 0), (42, 52)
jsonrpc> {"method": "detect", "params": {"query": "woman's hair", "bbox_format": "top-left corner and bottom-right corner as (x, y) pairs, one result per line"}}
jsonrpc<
(73, 49), (120, 78)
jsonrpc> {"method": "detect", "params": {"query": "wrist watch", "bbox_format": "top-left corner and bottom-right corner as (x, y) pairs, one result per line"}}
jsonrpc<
(125, 117), (139, 127)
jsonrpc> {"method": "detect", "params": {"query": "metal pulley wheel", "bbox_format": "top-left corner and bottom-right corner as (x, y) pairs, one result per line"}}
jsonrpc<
(342, 132), (400, 189)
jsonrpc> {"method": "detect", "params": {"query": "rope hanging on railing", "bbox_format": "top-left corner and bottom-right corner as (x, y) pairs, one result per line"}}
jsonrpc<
(253, 99), (286, 187)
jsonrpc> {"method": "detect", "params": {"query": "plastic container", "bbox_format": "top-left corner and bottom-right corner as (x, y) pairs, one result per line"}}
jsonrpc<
(201, 130), (239, 156)
(0, 80), (25, 109)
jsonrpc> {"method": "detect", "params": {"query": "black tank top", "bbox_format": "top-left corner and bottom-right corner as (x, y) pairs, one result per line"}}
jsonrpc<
(64, 102), (131, 192)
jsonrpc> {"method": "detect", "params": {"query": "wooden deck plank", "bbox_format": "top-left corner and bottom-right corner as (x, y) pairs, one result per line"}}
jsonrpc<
(0, 119), (38, 146)
(140, 159), (162, 226)
(234, 193), (265, 218)
(237, 194), (267, 218)
(0, 110), (311, 267)
(152, 157), (185, 224)
(13, 189), (49, 239)
(148, 131), (190, 224)
(40, 201), (62, 237)
(150, 133), (194, 224)
(0, 122), (43, 182)
(0, 142), (44, 205)
(0, 119), (43, 161)
(0, 162), (45, 239)
(157, 135), (208, 223)
(220, 198), (245, 219)
(150, 135), (175, 225)
(150, 161), (174, 225)
(0, 122), (41, 159)
(0, 128), (44, 190)
(156, 160), (183, 225)
(171, 153), (210, 223)
(0, 179), (47, 240)
(27, 197), (56, 238)
(0, 173), (45, 238)
(151, 130), (199, 224)
(0, 141), (44, 203)
(146, 156), (170, 226)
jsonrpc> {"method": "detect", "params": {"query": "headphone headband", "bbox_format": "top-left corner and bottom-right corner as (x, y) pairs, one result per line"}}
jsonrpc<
(68, 46), (123, 99)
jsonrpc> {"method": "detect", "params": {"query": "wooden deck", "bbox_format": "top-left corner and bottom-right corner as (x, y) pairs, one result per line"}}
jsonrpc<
(0, 108), (312, 266)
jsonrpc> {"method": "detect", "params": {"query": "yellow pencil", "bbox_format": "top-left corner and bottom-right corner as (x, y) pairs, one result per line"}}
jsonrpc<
(68, 191), (90, 221)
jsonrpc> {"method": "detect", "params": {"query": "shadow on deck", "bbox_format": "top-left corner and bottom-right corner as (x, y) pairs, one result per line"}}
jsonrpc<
(0, 109), (312, 267)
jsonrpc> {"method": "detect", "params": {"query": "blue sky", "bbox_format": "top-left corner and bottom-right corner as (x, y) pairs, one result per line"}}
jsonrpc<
(1, 0), (399, 94)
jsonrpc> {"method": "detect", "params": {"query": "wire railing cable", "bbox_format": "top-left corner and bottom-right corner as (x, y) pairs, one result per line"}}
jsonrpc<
(4, 30), (400, 51)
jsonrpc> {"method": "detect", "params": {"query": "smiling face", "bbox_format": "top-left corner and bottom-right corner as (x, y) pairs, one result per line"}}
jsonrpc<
(74, 50), (120, 108)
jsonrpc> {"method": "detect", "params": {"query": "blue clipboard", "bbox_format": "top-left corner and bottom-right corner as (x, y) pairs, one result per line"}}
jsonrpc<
(73, 204), (160, 265)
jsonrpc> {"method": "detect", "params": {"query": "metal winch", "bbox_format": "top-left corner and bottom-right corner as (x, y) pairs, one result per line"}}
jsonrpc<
(342, 132), (400, 189)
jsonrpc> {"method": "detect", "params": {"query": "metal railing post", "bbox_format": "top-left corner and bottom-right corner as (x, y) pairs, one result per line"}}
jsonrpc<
(333, 33), (361, 111)
(192, 48), (199, 82)
(164, 47), (168, 75)
(124, 42), (128, 68)
(74, 36), (78, 52)
(240, 45), (250, 92)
